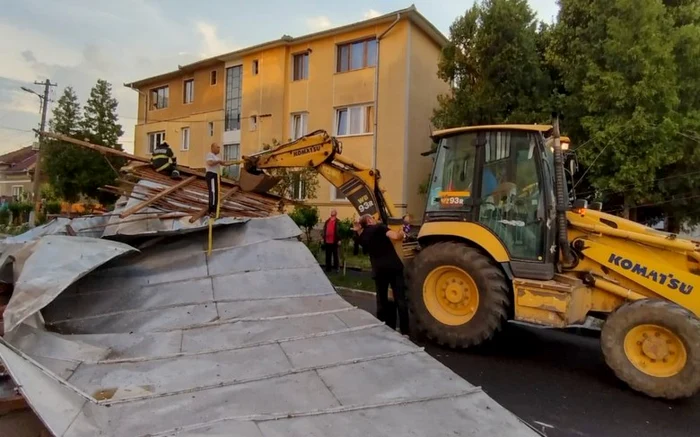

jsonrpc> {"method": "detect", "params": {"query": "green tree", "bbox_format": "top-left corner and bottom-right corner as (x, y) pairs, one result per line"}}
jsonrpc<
(260, 139), (319, 200)
(289, 205), (320, 243)
(42, 86), (84, 202)
(432, 0), (553, 128)
(547, 0), (685, 221)
(43, 81), (125, 204)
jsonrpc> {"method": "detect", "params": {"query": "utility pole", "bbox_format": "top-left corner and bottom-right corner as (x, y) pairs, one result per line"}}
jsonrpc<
(28, 79), (57, 225)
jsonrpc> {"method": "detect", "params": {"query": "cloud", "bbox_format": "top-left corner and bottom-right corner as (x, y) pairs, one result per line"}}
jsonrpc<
(0, 89), (41, 115)
(195, 21), (239, 58)
(364, 9), (382, 19)
(306, 16), (333, 32)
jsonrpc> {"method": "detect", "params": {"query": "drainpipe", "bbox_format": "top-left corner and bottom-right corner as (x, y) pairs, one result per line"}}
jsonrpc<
(372, 13), (401, 170)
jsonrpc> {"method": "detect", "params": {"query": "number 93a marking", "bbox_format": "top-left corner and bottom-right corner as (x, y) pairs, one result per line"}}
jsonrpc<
(358, 200), (375, 213)
(440, 196), (464, 206)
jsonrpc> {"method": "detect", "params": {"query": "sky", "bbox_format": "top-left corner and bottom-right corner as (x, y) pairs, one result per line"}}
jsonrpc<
(0, 0), (559, 154)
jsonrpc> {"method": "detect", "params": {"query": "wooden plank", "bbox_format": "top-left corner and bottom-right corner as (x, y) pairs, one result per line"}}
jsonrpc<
(38, 131), (273, 193)
(119, 176), (197, 218)
(188, 187), (240, 223)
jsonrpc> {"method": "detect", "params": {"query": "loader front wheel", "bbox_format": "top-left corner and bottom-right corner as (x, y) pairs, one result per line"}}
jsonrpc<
(408, 242), (509, 348)
(601, 299), (700, 399)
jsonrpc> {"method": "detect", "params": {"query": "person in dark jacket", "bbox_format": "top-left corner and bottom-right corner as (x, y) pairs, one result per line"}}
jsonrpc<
(150, 141), (181, 179)
(322, 209), (340, 272)
(354, 214), (409, 335)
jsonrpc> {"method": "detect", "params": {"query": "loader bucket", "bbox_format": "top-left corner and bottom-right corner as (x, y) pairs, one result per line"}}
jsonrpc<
(237, 168), (282, 194)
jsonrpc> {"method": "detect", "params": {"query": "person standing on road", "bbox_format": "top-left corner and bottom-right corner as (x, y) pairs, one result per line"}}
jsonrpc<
(354, 214), (409, 335)
(322, 209), (340, 272)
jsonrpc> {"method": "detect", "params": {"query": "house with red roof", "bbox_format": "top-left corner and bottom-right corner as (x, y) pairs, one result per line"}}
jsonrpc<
(0, 145), (37, 202)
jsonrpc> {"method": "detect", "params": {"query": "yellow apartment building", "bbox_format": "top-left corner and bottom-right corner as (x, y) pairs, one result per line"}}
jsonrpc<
(125, 5), (449, 220)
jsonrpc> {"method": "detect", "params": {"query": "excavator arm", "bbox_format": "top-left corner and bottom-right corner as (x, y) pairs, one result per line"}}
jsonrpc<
(238, 130), (400, 224)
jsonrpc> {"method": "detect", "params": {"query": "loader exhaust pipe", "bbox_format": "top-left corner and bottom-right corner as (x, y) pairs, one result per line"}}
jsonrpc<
(552, 116), (573, 265)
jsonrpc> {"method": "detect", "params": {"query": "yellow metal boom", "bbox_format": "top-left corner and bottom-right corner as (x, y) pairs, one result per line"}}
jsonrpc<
(239, 130), (400, 223)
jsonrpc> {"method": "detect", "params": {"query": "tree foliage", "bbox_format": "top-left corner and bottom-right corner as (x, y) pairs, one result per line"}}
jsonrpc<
(433, 0), (554, 128)
(260, 139), (319, 200)
(289, 205), (320, 243)
(548, 0), (700, 228)
(42, 81), (125, 204)
(433, 0), (700, 231)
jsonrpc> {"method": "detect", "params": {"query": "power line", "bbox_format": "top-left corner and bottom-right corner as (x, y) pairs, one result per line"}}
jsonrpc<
(0, 125), (33, 133)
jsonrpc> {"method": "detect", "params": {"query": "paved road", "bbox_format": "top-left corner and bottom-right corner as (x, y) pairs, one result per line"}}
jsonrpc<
(338, 289), (700, 437)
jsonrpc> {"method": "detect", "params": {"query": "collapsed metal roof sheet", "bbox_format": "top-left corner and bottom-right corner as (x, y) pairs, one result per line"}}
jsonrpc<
(0, 215), (537, 436)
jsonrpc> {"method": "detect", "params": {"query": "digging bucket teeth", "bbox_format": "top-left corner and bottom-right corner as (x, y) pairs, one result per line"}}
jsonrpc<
(237, 167), (282, 194)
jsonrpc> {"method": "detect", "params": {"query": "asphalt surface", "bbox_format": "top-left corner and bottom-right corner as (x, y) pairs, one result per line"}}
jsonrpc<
(338, 289), (700, 437)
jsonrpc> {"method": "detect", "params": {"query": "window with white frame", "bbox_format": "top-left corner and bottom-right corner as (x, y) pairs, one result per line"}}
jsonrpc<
(11, 186), (23, 200)
(208, 122), (214, 137)
(291, 172), (306, 200)
(181, 127), (190, 151)
(291, 112), (308, 140)
(223, 144), (240, 179)
(148, 131), (166, 153)
(183, 79), (194, 104)
(335, 104), (373, 136)
(150, 86), (169, 110)
(331, 186), (346, 201)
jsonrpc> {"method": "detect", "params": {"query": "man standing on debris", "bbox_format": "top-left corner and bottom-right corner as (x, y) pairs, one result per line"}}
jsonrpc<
(151, 141), (181, 179)
(354, 214), (409, 335)
(205, 142), (228, 216)
(322, 209), (340, 273)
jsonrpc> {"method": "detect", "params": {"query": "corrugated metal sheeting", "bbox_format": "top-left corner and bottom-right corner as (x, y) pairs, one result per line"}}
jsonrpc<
(0, 215), (536, 436)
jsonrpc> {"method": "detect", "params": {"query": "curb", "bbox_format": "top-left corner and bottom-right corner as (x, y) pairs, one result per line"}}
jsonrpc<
(334, 286), (375, 296)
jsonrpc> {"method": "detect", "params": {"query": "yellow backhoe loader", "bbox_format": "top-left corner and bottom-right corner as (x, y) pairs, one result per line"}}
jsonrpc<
(236, 124), (700, 400)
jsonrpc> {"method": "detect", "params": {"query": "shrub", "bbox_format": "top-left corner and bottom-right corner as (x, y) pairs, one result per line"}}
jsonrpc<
(289, 205), (319, 243)
(45, 200), (62, 215)
(0, 208), (9, 226)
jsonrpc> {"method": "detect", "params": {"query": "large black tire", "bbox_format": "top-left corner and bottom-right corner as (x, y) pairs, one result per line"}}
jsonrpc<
(408, 242), (510, 348)
(601, 299), (700, 399)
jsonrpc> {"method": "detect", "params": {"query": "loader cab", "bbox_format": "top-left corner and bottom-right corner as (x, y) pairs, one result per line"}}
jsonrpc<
(423, 125), (560, 280)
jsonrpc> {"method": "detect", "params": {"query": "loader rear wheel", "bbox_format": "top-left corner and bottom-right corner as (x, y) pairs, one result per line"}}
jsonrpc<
(601, 299), (700, 399)
(408, 242), (509, 348)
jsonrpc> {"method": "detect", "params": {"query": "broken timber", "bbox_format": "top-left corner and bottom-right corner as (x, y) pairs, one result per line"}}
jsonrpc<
(38, 131), (287, 220)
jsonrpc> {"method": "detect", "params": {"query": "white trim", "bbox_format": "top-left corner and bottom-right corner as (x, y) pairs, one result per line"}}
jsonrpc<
(181, 127), (190, 151)
(403, 23), (412, 209)
(334, 104), (374, 137)
(330, 185), (349, 202)
(0, 180), (31, 184)
(290, 112), (308, 140)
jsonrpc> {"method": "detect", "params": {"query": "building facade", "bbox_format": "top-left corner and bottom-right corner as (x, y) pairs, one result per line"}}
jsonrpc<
(0, 145), (37, 202)
(125, 6), (449, 220)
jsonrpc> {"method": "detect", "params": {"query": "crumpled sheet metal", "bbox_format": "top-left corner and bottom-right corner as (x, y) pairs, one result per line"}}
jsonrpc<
(0, 215), (537, 437)
(1, 235), (136, 333)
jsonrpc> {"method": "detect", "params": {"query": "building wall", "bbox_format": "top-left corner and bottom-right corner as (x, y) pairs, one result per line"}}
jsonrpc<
(0, 173), (32, 198)
(236, 21), (412, 221)
(405, 24), (451, 221)
(129, 18), (446, 223)
(133, 65), (226, 168)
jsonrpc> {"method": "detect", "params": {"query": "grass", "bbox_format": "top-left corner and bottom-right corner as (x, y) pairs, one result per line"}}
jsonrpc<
(308, 241), (373, 271)
(326, 270), (376, 292)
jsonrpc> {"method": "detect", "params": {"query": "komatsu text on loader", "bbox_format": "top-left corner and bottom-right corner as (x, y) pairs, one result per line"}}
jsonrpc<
(236, 123), (700, 400)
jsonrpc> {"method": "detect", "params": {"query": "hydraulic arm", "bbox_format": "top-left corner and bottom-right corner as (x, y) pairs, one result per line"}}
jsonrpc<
(238, 130), (400, 223)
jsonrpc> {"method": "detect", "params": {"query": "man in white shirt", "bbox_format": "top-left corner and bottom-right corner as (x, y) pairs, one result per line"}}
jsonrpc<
(205, 142), (230, 216)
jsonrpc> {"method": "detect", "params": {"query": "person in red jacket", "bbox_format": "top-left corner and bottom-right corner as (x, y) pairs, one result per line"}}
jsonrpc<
(322, 209), (340, 272)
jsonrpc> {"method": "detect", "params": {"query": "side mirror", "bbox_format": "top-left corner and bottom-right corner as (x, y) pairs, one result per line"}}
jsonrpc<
(565, 152), (578, 176)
